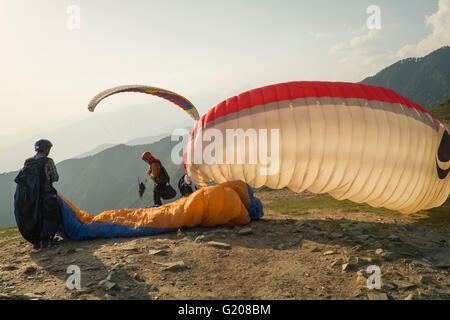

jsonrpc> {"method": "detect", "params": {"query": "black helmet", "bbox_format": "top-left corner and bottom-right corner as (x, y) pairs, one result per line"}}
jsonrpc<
(34, 139), (53, 152)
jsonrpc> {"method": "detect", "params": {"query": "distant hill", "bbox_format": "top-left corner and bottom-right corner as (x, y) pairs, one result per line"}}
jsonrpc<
(72, 125), (194, 160)
(361, 46), (450, 109)
(125, 125), (193, 146)
(74, 143), (116, 159)
(0, 134), (189, 228)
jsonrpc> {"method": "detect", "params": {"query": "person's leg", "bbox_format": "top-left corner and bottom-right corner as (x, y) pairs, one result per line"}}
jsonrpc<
(153, 184), (163, 205)
(32, 240), (41, 250)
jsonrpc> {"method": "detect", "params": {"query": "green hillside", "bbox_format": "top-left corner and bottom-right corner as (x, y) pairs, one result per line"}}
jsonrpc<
(0, 136), (188, 227)
(361, 46), (450, 109)
(429, 97), (450, 121)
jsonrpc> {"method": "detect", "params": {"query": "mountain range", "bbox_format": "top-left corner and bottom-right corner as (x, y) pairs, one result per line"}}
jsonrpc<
(361, 46), (450, 109)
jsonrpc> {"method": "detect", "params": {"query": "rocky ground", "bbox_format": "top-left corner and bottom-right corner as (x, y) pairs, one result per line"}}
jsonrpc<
(0, 189), (449, 300)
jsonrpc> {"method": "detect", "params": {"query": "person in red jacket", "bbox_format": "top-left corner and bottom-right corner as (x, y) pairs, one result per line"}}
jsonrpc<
(141, 152), (176, 205)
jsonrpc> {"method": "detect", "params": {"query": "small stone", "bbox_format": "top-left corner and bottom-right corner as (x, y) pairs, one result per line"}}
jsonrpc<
(331, 259), (341, 268)
(359, 257), (374, 264)
(157, 261), (188, 272)
(404, 294), (415, 300)
(395, 281), (416, 290)
(356, 272), (367, 285)
(381, 282), (396, 291)
(323, 250), (336, 256)
(194, 235), (207, 242)
(237, 227), (253, 236)
(66, 248), (76, 254)
(354, 289), (363, 297)
(342, 263), (353, 272)
(22, 293), (41, 300)
(98, 280), (117, 290)
(206, 241), (231, 250)
(381, 251), (398, 261)
(133, 273), (145, 282)
(418, 275), (432, 284)
(149, 249), (168, 256)
(367, 293), (388, 300)
(375, 248), (384, 255)
(23, 266), (37, 275)
(3, 265), (18, 271)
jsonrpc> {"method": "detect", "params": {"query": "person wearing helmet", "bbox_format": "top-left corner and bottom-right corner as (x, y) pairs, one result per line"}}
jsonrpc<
(34, 139), (59, 184)
(14, 139), (61, 250)
(141, 152), (176, 205)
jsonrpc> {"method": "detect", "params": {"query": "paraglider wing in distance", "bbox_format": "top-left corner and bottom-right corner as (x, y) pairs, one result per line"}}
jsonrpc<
(184, 81), (450, 214)
(88, 85), (200, 121)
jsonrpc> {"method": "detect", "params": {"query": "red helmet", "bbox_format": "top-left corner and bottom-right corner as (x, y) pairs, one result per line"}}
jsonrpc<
(141, 151), (153, 161)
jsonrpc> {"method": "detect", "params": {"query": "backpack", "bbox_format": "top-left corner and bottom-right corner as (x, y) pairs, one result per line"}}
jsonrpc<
(160, 183), (177, 200)
(178, 174), (193, 197)
(13, 157), (61, 245)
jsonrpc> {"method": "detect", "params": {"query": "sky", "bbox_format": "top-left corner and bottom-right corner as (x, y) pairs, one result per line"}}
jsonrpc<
(0, 0), (449, 143)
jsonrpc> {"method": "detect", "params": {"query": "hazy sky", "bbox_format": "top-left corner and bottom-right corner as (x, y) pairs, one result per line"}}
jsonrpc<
(0, 0), (449, 141)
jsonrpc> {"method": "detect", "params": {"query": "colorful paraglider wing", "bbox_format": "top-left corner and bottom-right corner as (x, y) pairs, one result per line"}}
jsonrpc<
(56, 181), (263, 241)
(88, 85), (200, 121)
(184, 81), (450, 214)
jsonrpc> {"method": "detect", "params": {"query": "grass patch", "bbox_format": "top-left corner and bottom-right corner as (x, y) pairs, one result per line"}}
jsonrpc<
(0, 227), (19, 240)
(416, 197), (450, 224)
(0, 227), (20, 248)
(0, 238), (19, 248)
(265, 195), (402, 217)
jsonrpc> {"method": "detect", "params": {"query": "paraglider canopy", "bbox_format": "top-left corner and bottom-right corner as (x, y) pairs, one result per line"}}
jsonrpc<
(88, 85), (200, 121)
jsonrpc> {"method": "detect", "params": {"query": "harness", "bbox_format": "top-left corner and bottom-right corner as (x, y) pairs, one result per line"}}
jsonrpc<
(147, 157), (169, 184)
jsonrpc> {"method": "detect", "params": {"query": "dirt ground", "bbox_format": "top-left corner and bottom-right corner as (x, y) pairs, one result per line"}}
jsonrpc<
(0, 189), (449, 300)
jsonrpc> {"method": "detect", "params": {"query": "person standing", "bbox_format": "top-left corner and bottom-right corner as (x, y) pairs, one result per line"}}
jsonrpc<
(14, 139), (61, 249)
(141, 151), (176, 205)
